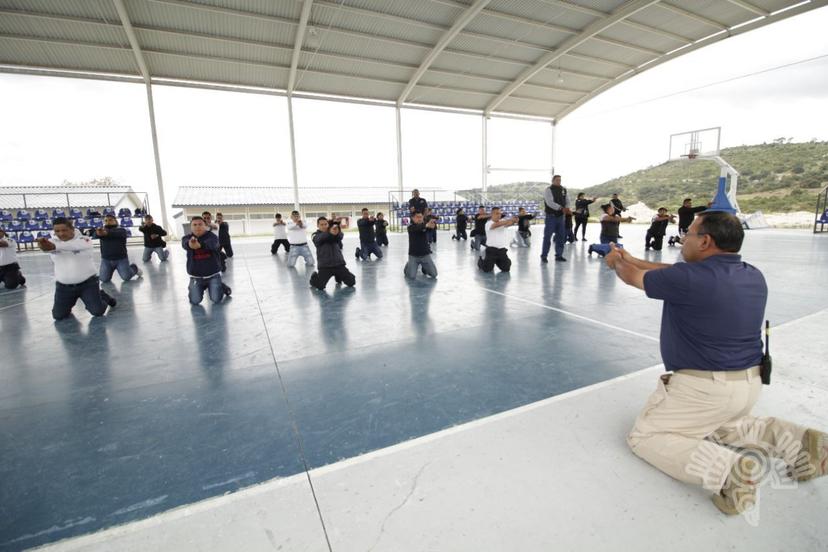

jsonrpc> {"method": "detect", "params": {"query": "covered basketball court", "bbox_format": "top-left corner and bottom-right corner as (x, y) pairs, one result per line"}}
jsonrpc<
(1, 1), (827, 550)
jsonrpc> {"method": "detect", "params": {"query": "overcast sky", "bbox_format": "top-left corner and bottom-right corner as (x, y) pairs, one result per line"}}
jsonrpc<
(1, 5), (828, 219)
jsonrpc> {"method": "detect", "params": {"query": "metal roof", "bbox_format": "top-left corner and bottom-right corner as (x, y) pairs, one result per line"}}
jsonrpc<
(0, 185), (137, 209)
(173, 185), (459, 206)
(1, 0), (824, 120)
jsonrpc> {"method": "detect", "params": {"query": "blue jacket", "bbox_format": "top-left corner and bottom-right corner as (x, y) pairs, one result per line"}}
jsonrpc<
(181, 232), (221, 277)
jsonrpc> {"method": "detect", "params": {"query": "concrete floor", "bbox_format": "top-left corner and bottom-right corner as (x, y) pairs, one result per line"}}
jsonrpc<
(1, 225), (826, 551)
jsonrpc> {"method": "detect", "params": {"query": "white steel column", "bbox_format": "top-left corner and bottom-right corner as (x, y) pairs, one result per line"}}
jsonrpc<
(287, 95), (300, 211)
(395, 106), (404, 199)
(145, 84), (170, 232)
(550, 120), (556, 176)
(482, 114), (488, 195)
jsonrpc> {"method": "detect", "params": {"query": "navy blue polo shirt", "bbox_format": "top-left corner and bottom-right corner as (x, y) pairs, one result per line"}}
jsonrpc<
(643, 254), (767, 372)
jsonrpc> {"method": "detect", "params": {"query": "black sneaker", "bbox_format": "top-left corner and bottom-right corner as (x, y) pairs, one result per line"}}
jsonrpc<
(223, 285), (232, 297)
(103, 293), (117, 308)
(588, 246), (594, 256)
(581, 238), (587, 242)
(540, 256), (548, 263)
(555, 256), (567, 262)
(355, 247), (361, 260)
(131, 263), (143, 278)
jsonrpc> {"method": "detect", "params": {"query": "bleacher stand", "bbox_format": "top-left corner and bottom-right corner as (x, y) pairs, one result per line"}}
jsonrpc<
(52, 208), (66, 219)
(9, 220), (24, 232)
(34, 209), (49, 221)
(0, 210), (12, 222)
(36, 230), (51, 239)
(25, 220), (40, 231)
(90, 217), (103, 229)
(102, 207), (116, 217)
(69, 208), (83, 219)
(75, 218), (90, 230)
(118, 208), (132, 217)
(16, 210), (31, 222)
(41, 219), (53, 230)
(394, 200), (542, 229)
(17, 231), (34, 246)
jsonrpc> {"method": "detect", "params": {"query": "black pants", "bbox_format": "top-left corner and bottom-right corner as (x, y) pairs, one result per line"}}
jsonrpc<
(478, 247), (511, 273)
(376, 233), (388, 246)
(427, 228), (437, 243)
(573, 217), (588, 239)
(454, 227), (467, 240)
(220, 240), (233, 258)
(0, 262), (25, 289)
(646, 230), (665, 251)
(271, 239), (290, 254)
(52, 276), (113, 320)
(310, 266), (355, 289)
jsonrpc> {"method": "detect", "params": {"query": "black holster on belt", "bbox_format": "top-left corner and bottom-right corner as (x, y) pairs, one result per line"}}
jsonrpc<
(760, 320), (771, 385)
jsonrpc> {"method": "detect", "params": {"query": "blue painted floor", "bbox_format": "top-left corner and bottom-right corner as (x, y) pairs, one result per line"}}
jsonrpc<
(1, 225), (826, 550)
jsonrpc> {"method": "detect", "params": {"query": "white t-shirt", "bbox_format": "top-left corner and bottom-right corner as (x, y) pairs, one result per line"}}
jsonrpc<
(48, 230), (97, 284)
(273, 222), (287, 240)
(485, 220), (513, 250)
(286, 221), (309, 245)
(0, 236), (18, 266)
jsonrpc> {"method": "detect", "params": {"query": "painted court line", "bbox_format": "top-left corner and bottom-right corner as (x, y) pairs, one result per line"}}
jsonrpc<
(40, 362), (667, 550)
(480, 287), (660, 343)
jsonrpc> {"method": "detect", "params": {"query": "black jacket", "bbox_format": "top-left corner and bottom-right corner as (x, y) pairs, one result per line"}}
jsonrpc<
(313, 230), (346, 268)
(139, 223), (167, 248)
(218, 221), (231, 244)
(357, 218), (376, 242)
(518, 214), (534, 233)
(611, 198), (626, 213)
(408, 197), (428, 214)
(471, 214), (489, 236)
(678, 205), (707, 231)
(574, 199), (594, 220)
(456, 213), (467, 230)
(375, 219), (388, 235)
(181, 232), (221, 277)
(407, 223), (431, 257)
(98, 225), (129, 260)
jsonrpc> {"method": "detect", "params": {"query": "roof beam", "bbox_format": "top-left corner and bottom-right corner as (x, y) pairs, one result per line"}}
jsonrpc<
(111, 0), (149, 81)
(555, 0), (828, 120)
(485, 0), (661, 115)
(535, 0), (691, 43)
(724, 0), (770, 17)
(656, 3), (728, 30)
(287, 0), (313, 94)
(398, 0), (491, 105)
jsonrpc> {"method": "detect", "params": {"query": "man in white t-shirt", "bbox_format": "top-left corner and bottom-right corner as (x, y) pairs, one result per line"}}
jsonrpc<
(286, 211), (315, 268)
(36, 217), (116, 320)
(478, 207), (518, 273)
(271, 213), (290, 255)
(0, 228), (26, 289)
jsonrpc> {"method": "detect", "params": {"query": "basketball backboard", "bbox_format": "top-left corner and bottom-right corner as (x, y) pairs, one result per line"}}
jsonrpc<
(668, 127), (721, 160)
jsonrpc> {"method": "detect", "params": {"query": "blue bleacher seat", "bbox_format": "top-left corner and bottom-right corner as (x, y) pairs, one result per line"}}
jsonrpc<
(102, 207), (115, 217)
(120, 217), (133, 228)
(36, 231), (51, 239)
(124, 228), (133, 237)
(34, 209), (49, 221)
(52, 208), (66, 219)
(69, 208), (83, 219)
(9, 220), (23, 232)
(118, 207), (132, 217)
(25, 220), (40, 231)
(41, 219), (53, 230)
(87, 208), (102, 217)
(0, 210), (11, 222)
(89, 217), (103, 229)
(75, 218), (90, 229)
(17, 231), (34, 244)
(134, 208), (146, 217)
(16, 210), (31, 221)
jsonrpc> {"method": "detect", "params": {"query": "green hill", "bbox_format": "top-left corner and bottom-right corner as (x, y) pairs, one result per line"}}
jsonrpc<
(464, 140), (828, 213)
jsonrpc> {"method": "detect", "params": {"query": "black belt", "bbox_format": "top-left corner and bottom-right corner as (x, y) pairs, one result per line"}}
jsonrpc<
(291, 242), (307, 247)
(57, 275), (98, 288)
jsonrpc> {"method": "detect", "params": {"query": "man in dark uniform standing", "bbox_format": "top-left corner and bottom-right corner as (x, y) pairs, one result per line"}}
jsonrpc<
(669, 198), (710, 246)
(607, 211), (827, 515)
(540, 174), (570, 263)
(408, 189), (428, 215)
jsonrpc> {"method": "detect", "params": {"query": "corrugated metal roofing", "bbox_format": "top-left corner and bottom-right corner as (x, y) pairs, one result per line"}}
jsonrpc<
(0, 0), (824, 120)
(172, 186), (458, 206)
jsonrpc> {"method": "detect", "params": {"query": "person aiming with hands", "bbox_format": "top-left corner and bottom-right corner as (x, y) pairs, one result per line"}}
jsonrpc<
(573, 193), (596, 241)
(469, 206), (489, 252)
(37, 217), (117, 320)
(540, 174), (571, 263)
(645, 208), (676, 251)
(404, 212), (438, 279)
(271, 213), (290, 255)
(355, 208), (383, 261)
(452, 208), (468, 241)
(96, 215), (142, 282)
(310, 217), (356, 290)
(604, 211), (828, 515)
(215, 212), (234, 260)
(182, 216), (231, 305)
(478, 207), (517, 273)
(138, 214), (169, 262)
(375, 212), (389, 247)
(0, 227), (26, 289)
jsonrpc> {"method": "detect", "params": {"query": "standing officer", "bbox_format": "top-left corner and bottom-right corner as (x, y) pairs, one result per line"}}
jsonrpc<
(408, 189), (428, 215)
(540, 174), (570, 263)
(606, 211), (827, 515)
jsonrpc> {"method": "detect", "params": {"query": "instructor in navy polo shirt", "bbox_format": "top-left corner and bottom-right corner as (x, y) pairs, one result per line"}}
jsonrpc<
(606, 211), (827, 516)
